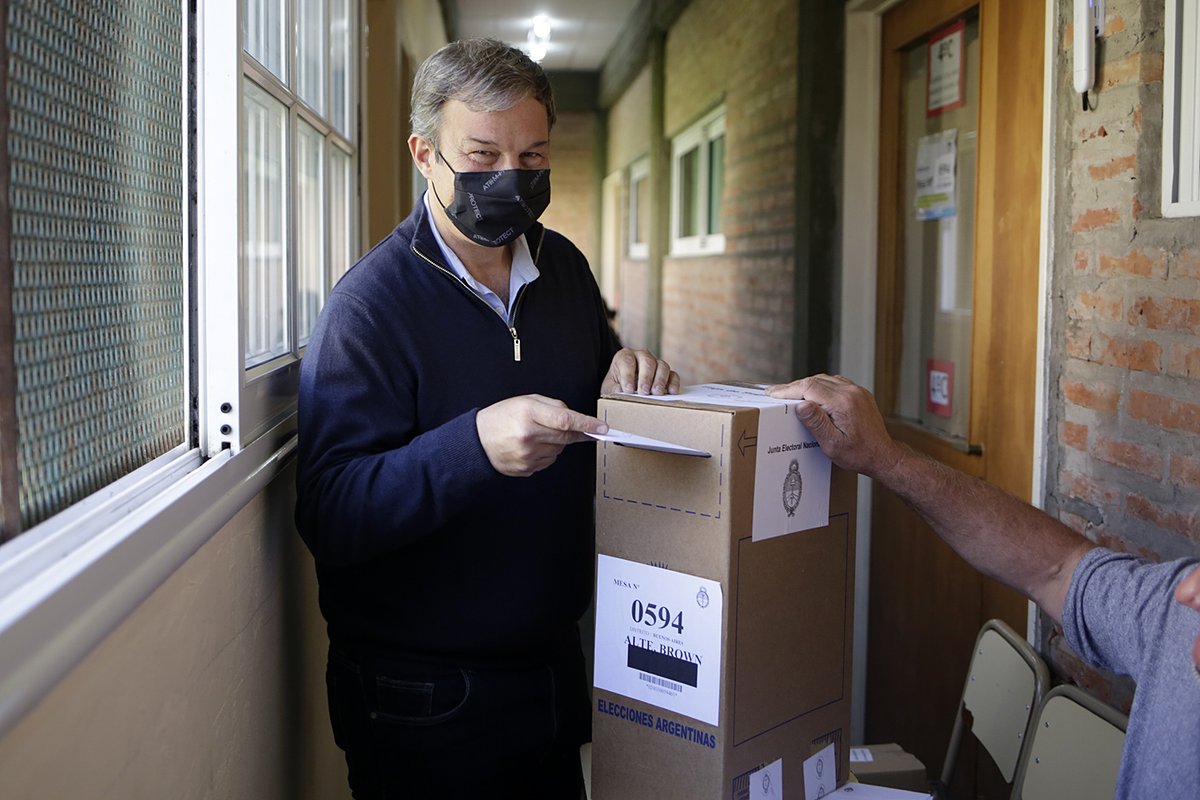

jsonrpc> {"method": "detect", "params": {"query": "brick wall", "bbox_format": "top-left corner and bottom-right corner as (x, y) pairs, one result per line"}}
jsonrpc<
(541, 111), (599, 268)
(1043, 0), (1200, 708)
(659, 0), (799, 383)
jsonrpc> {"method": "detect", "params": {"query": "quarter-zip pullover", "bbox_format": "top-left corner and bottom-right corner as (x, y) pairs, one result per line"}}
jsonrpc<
(296, 200), (620, 661)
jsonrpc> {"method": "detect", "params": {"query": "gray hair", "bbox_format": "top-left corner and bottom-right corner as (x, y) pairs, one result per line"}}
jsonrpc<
(410, 38), (557, 151)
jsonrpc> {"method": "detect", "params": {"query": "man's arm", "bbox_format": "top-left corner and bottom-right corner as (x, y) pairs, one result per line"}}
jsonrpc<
(767, 374), (1094, 624)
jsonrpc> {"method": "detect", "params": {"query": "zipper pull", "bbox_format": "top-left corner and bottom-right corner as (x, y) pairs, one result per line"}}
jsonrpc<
(510, 327), (521, 362)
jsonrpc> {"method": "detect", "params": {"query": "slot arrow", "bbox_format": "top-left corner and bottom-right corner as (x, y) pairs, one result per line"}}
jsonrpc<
(738, 430), (757, 456)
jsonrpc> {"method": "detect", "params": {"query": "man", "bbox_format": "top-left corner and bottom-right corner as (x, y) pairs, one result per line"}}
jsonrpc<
(766, 374), (1199, 798)
(296, 38), (678, 799)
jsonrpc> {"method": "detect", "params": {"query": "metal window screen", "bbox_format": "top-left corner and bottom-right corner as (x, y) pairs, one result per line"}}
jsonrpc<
(6, 0), (185, 528)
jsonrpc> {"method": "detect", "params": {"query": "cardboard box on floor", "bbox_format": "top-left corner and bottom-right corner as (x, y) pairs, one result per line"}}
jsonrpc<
(851, 743), (929, 794)
(591, 388), (856, 800)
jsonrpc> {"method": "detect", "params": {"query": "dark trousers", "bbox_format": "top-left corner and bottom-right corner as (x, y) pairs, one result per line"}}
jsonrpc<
(325, 629), (590, 800)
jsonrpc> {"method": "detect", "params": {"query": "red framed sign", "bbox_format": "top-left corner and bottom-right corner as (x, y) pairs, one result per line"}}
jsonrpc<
(926, 19), (966, 117)
(926, 359), (954, 418)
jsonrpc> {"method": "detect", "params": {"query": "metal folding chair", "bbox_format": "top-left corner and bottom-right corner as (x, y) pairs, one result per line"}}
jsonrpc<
(936, 619), (1051, 796)
(1010, 684), (1127, 800)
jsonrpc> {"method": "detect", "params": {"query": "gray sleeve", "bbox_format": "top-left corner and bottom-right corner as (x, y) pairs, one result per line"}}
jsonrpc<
(1062, 547), (1199, 681)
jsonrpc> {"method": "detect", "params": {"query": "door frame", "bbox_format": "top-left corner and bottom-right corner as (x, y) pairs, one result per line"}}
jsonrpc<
(838, 0), (1056, 744)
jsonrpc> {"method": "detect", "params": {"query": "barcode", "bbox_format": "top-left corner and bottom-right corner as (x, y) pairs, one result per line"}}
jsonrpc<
(639, 672), (683, 692)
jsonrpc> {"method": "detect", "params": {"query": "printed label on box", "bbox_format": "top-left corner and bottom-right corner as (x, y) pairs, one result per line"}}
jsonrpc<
(594, 555), (724, 725)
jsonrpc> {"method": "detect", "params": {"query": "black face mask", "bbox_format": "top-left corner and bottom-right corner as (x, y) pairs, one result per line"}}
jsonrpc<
(431, 153), (551, 247)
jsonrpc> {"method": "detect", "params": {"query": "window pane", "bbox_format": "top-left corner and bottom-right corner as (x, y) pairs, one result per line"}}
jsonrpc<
(297, 0), (325, 113)
(679, 147), (699, 238)
(330, 0), (351, 135)
(330, 145), (353, 281)
(243, 80), (289, 366)
(7, 0), (185, 527)
(243, 0), (286, 80)
(707, 133), (725, 235)
(296, 121), (325, 346)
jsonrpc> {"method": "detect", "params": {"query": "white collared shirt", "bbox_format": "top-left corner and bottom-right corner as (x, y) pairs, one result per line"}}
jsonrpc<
(422, 190), (540, 325)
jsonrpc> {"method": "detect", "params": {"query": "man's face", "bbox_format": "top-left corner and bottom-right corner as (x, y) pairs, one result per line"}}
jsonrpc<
(1174, 566), (1200, 671)
(408, 95), (549, 247)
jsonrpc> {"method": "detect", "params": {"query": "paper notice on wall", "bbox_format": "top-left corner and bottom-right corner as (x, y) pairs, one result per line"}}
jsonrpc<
(927, 19), (965, 115)
(618, 384), (832, 540)
(915, 129), (957, 220)
(594, 555), (724, 725)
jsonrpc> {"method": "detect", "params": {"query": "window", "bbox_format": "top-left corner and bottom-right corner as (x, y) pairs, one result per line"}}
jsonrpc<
(670, 108), (726, 255)
(3, 0), (187, 534)
(1164, 0), (1200, 217)
(241, 0), (357, 369)
(197, 0), (359, 452)
(628, 157), (650, 259)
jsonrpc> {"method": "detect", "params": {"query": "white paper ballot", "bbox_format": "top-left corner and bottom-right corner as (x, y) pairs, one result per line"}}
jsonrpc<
(749, 758), (783, 799)
(586, 427), (711, 458)
(594, 555), (724, 725)
(829, 785), (932, 799)
(804, 743), (837, 800)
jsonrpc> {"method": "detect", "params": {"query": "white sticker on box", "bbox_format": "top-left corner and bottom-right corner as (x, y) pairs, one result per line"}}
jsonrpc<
(751, 401), (831, 541)
(749, 758), (783, 799)
(594, 555), (723, 726)
(850, 747), (874, 763)
(803, 743), (837, 800)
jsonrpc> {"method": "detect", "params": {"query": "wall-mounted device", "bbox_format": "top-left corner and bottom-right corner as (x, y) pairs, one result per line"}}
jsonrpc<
(1074, 0), (1104, 108)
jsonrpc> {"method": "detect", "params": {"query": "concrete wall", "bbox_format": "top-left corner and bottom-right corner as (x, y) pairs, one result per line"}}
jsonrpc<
(0, 470), (349, 800)
(1042, 0), (1200, 708)
(659, 0), (800, 383)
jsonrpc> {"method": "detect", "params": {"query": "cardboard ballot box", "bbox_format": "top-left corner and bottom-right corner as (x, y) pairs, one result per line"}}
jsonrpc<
(591, 385), (856, 800)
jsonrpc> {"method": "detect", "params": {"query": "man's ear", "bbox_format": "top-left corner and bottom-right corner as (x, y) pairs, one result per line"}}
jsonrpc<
(408, 133), (435, 180)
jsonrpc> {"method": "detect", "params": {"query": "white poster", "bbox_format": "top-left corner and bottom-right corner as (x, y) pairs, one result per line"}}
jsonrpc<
(594, 555), (724, 725)
(628, 384), (832, 540)
(915, 129), (957, 220)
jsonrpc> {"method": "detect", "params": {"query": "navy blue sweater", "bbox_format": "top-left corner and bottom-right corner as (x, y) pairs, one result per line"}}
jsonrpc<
(295, 201), (619, 661)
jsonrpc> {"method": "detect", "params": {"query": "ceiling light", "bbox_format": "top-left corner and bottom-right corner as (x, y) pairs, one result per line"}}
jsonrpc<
(525, 14), (552, 63)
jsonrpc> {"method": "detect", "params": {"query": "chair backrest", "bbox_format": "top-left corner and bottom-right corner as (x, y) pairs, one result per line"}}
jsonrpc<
(1010, 684), (1128, 800)
(939, 619), (1050, 789)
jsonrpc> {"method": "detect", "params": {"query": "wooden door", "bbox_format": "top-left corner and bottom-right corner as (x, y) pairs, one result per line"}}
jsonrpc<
(868, 1), (1045, 797)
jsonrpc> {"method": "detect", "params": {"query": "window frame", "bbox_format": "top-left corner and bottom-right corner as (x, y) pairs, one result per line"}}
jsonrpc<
(201, 0), (359, 456)
(1163, 0), (1200, 218)
(627, 156), (650, 260)
(670, 107), (726, 257)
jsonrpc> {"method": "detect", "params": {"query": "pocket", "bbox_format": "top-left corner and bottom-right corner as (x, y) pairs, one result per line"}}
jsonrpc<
(369, 663), (471, 726)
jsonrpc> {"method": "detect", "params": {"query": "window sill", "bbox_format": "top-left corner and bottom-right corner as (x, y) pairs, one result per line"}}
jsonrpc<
(0, 416), (297, 738)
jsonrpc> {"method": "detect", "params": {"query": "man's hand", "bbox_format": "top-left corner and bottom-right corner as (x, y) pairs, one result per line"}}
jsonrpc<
(601, 348), (680, 396)
(476, 394), (608, 478)
(766, 374), (905, 479)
